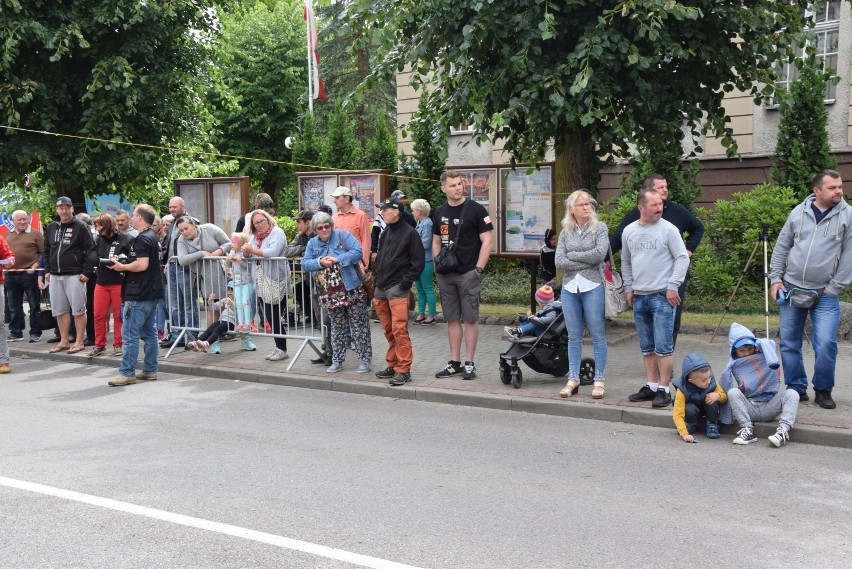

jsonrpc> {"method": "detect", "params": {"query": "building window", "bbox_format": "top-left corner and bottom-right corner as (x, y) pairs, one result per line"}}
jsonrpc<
(774, 1), (840, 103)
(450, 121), (473, 134)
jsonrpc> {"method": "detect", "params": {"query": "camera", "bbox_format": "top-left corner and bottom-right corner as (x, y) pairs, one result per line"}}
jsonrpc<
(99, 254), (128, 267)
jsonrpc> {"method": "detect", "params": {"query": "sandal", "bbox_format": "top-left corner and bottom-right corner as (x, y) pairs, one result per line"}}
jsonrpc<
(67, 345), (85, 354)
(592, 380), (605, 399)
(49, 345), (71, 354)
(559, 379), (580, 398)
(421, 317), (436, 325)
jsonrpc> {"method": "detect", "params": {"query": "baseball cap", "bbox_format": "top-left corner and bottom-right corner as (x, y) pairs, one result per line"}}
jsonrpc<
(390, 190), (406, 201)
(733, 337), (756, 349)
(56, 196), (73, 207)
(317, 204), (333, 215)
(330, 186), (352, 197)
(293, 210), (315, 221)
(376, 198), (402, 211)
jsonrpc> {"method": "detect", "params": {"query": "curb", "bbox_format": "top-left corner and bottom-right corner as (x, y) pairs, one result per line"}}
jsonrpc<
(14, 347), (852, 450)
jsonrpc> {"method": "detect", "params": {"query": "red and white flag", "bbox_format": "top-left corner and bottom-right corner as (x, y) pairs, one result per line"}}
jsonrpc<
(304, 1), (328, 101)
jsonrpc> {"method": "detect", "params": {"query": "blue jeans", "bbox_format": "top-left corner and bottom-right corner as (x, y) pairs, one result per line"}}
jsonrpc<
(779, 292), (839, 393)
(633, 291), (676, 356)
(167, 263), (198, 339)
(518, 320), (545, 336)
(5, 272), (41, 337)
(562, 284), (607, 380)
(120, 299), (159, 377)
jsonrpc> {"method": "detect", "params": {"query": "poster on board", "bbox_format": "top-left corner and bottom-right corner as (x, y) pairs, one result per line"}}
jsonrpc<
(299, 176), (338, 212)
(501, 166), (552, 254)
(339, 174), (380, 221)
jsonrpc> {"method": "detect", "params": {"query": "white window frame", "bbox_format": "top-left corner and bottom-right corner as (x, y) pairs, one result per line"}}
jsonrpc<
(772, 1), (841, 105)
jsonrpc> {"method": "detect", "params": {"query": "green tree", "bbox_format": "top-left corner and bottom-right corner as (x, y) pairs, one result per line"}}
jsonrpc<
(772, 56), (838, 201)
(320, 101), (363, 170)
(400, 97), (447, 206)
(619, 137), (702, 208)
(0, 0), (225, 205)
(291, 113), (326, 170)
(316, 0), (397, 145)
(353, 0), (810, 194)
(210, 0), (308, 206)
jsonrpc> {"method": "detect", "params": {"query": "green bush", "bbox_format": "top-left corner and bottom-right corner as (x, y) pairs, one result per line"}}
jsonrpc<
(480, 258), (532, 304)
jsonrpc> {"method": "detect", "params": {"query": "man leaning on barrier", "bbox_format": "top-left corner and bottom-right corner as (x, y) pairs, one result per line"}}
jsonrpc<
(160, 197), (198, 348)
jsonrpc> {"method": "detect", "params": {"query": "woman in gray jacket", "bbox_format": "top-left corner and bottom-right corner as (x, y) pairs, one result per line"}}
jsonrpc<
(175, 217), (232, 328)
(554, 190), (609, 399)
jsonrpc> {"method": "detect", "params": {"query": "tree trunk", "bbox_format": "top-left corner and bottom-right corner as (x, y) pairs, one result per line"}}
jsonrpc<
(552, 128), (600, 227)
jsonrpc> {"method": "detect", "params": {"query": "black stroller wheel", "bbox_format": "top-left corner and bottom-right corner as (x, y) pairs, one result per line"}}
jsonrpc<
(499, 360), (512, 385)
(579, 358), (595, 385)
(511, 368), (523, 389)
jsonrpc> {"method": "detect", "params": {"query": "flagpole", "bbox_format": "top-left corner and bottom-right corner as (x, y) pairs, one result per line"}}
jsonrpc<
(305, 0), (314, 113)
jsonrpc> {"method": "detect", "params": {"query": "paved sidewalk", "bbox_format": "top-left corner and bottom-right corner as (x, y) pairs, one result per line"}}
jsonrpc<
(11, 320), (852, 449)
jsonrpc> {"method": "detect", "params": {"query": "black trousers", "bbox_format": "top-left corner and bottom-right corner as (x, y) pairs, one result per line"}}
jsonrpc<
(684, 400), (720, 424)
(199, 320), (234, 343)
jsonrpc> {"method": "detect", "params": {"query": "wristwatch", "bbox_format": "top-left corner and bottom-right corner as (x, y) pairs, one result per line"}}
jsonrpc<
(474, 267), (484, 275)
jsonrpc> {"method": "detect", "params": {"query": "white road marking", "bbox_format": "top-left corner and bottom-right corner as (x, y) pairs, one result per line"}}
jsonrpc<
(0, 476), (426, 569)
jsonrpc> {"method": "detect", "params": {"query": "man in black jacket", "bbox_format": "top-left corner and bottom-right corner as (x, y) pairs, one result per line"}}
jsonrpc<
(40, 197), (97, 353)
(610, 174), (704, 347)
(372, 197), (425, 386)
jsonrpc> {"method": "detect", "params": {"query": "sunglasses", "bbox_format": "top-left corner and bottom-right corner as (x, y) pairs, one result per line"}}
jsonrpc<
(315, 224), (331, 231)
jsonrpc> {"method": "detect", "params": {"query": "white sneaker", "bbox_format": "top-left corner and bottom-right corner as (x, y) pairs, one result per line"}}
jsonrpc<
(768, 428), (789, 448)
(268, 348), (289, 361)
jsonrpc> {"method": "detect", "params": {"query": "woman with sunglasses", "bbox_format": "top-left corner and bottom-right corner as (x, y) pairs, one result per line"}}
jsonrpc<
(301, 212), (372, 374)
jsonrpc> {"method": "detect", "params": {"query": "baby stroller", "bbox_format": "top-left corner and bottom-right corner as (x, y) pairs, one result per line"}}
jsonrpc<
(498, 309), (595, 389)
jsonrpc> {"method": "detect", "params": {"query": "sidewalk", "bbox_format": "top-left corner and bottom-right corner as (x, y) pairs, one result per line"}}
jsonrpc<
(11, 320), (852, 449)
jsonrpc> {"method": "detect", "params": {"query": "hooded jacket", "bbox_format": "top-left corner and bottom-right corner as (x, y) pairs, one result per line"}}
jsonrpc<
(770, 195), (852, 295)
(44, 217), (97, 275)
(375, 216), (425, 291)
(672, 353), (728, 436)
(720, 323), (781, 405)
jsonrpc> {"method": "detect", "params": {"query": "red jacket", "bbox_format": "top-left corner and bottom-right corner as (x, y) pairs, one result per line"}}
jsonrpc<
(0, 236), (14, 285)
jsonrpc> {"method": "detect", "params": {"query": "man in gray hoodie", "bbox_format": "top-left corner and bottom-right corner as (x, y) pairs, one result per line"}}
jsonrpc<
(770, 169), (852, 410)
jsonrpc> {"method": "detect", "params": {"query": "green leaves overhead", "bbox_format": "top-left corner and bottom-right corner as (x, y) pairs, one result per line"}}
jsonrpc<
(353, 0), (810, 168)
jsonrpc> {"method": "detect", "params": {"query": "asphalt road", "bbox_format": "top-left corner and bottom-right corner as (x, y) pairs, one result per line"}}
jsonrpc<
(1, 358), (850, 568)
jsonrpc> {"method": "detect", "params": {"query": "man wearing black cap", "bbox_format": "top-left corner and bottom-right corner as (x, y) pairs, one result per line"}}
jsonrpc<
(370, 190), (415, 261)
(40, 197), (97, 354)
(372, 197), (425, 386)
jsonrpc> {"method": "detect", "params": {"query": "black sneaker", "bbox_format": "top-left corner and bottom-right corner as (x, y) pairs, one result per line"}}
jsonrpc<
(814, 390), (836, 409)
(462, 361), (476, 380)
(798, 390), (809, 402)
(389, 372), (412, 386)
(375, 367), (395, 379)
(628, 385), (656, 402)
(8, 335), (23, 342)
(435, 361), (463, 378)
(651, 389), (672, 408)
(29, 335), (41, 343)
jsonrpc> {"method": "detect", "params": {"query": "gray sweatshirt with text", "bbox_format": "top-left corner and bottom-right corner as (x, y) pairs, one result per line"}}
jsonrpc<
(621, 218), (689, 294)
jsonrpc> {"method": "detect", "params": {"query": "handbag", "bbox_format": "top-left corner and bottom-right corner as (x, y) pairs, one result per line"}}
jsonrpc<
(256, 263), (288, 304)
(38, 289), (57, 331)
(601, 245), (628, 319)
(434, 199), (471, 275)
(314, 263), (350, 308)
(339, 231), (374, 300)
(778, 287), (821, 309)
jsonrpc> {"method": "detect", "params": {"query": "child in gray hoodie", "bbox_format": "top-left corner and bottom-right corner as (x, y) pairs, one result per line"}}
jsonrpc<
(720, 322), (798, 447)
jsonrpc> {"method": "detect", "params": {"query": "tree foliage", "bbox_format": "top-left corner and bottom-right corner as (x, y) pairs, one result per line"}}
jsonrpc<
(353, 0), (811, 192)
(210, 0), (307, 204)
(772, 56), (838, 201)
(315, 0), (397, 144)
(619, 139), (702, 208)
(320, 101), (363, 170)
(0, 0), (225, 203)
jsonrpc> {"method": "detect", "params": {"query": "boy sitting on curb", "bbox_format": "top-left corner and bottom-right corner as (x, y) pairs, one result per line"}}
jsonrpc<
(673, 353), (727, 443)
(720, 322), (798, 447)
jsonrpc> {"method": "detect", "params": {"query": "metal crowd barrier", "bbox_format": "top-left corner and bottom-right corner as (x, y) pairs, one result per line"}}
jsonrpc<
(163, 255), (327, 371)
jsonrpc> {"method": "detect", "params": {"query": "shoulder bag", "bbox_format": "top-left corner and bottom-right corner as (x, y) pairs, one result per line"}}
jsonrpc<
(434, 199), (471, 275)
(600, 244), (628, 319)
(338, 231), (374, 300)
